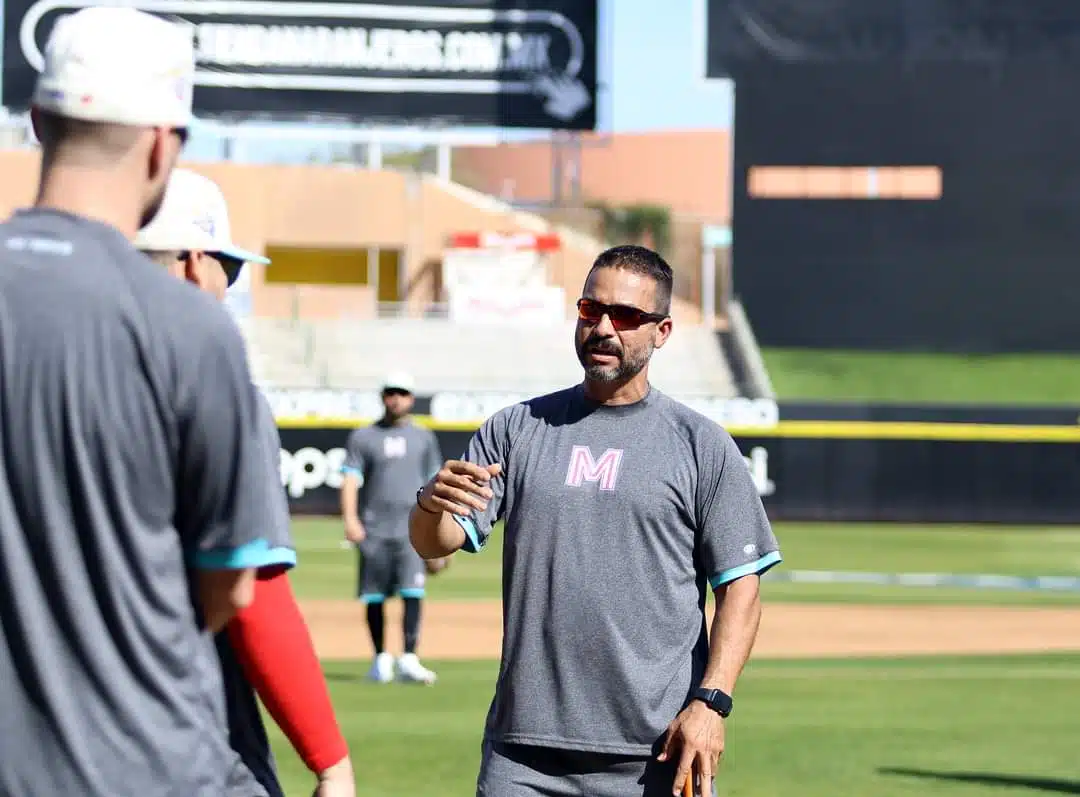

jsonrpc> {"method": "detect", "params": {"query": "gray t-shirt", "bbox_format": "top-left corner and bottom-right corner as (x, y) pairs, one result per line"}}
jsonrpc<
(0, 208), (273, 797)
(343, 418), (443, 539)
(452, 384), (781, 756)
(219, 391), (296, 797)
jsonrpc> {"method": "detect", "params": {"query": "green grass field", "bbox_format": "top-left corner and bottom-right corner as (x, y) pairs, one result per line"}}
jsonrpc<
(267, 519), (1080, 796)
(268, 654), (1080, 796)
(288, 518), (1080, 606)
(762, 348), (1080, 404)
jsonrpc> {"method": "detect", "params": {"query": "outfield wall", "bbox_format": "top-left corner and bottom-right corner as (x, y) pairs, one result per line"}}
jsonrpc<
(274, 397), (1080, 524)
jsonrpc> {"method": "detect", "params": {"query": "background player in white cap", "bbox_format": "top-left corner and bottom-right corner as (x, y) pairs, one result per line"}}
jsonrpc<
(136, 169), (356, 797)
(340, 371), (447, 684)
(0, 8), (274, 797)
(136, 168), (271, 297)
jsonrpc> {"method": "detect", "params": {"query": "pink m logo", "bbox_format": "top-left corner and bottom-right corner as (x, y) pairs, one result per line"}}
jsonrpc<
(565, 445), (624, 491)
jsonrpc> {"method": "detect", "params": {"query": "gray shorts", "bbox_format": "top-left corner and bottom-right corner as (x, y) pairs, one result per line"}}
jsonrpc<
(476, 740), (688, 797)
(357, 537), (426, 603)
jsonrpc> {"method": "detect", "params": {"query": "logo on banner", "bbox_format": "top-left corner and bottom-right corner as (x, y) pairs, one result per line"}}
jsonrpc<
(12, 0), (595, 125)
(262, 388), (384, 420)
(743, 446), (775, 497)
(280, 446), (347, 499)
(430, 392), (780, 428)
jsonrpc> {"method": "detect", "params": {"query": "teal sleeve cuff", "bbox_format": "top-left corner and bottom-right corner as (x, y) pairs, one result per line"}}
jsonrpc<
(341, 466), (363, 477)
(191, 538), (276, 570)
(451, 515), (484, 553)
(709, 550), (783, 589)
(260, 546), (297, 571)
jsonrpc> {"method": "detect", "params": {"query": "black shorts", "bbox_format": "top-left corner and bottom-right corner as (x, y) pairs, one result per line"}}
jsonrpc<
(357, 537), (426, 602)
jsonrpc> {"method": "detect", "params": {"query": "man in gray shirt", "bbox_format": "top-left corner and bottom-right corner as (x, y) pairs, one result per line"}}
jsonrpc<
(0, 8), (271, 797)
(341, 371), (444, 685)
(410, 245), (781, 797)
(135, 168), (354, 797)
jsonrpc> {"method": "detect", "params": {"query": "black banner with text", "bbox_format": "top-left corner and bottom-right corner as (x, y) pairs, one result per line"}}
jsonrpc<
(2, 0), (598, 129)
(277, 425), (1080, 524)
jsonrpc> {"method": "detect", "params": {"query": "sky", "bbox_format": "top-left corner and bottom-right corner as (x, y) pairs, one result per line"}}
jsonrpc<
(603, 0), (732, 132)
(181, 0), (735, 164)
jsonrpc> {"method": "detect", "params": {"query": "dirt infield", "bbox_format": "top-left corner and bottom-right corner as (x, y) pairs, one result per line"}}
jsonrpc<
(301, 599), (1080, 660)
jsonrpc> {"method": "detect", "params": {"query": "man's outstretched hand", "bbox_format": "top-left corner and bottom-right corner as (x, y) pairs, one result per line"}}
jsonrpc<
(419, 460), (502, 517)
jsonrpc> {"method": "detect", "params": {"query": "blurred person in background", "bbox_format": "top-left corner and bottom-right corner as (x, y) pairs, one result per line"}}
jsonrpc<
(136, 168), (355, 797)
(341, 372), (448, 685)
(410, 245), (781, 797)
(0, 8), (274, 797)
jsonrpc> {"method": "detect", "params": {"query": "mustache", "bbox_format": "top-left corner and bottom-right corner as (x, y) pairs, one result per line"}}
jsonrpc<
(583, 338), (622, 356)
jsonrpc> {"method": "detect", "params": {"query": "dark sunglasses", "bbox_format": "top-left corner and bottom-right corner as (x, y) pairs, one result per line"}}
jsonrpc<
(382, 388), (412, 398)
(576, 298), (668, 330)
(180, 251), (245, 287)
(219, 256), (244, 287)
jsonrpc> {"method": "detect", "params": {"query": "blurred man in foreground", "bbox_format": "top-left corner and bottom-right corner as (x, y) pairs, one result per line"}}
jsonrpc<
(0, 8), (272, 796)
(136, 168), (355, 797)
(341, 372), (446, 684)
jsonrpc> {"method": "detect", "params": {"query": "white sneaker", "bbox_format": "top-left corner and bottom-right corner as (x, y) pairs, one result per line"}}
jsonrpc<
(367, 652), (395, 684)
(395, 653), (437, 685)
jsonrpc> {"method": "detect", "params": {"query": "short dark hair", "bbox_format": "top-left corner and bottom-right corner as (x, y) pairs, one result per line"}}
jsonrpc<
(139, 249), (184, 268)
(34, 109), (142, 161)
(586, 244), (673, 316)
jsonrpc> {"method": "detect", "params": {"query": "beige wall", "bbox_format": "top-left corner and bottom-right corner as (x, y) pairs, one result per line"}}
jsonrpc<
(0, 151), (626, 320)
(453, 132), (945, 219)
(453, 130), (733, 223)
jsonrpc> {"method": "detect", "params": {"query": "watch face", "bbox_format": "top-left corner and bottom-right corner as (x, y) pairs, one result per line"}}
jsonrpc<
(698, 688), (732, 715)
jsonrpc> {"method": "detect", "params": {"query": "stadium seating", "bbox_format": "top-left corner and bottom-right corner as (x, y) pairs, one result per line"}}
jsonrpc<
(241, 315), (737, 398)
(236, 317), (322, 388)
(220, 171), (747, 399)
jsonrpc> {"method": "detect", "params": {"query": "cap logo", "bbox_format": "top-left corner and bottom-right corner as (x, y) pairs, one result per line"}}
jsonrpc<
(167, 67), (193, 101)
(193, 212), (215, 238)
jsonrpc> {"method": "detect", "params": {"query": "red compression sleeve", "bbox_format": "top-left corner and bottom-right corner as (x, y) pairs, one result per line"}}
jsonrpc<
(226, 570), (348, 774)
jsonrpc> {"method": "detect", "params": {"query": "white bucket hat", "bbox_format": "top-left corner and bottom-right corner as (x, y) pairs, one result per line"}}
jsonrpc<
(31, 6), (194, 128)
(135, 169), (270, 272)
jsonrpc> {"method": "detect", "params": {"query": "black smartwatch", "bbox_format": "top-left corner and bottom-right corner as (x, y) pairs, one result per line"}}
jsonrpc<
(415, 486), (438, 514)
(692, 687), (733, 718)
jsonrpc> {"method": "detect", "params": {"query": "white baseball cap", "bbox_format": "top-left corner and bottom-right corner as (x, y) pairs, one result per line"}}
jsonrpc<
(382, 372), (416, 394)
(135, 169), (270, 269)
(32, 6), (194, 128)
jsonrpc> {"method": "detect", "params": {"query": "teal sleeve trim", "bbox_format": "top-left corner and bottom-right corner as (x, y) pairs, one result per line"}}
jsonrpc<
(192, 538), (273, 570)
(341, 466), (363, 477)
(400, 588), (426, 599)
(260, 546), (297, 571)
(451, 515), (484, 553)
(710, 550), (783, 589)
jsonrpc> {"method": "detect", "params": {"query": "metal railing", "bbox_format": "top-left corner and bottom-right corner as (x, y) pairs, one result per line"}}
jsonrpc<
(373, 301), (452, 320)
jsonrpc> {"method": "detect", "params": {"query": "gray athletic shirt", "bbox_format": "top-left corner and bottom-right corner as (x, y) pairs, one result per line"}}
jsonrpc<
(453, 384), (781, 755)
(343, 419), (442, 539)
(0, 208), (273, 797)
(219, 391), (297, 797)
